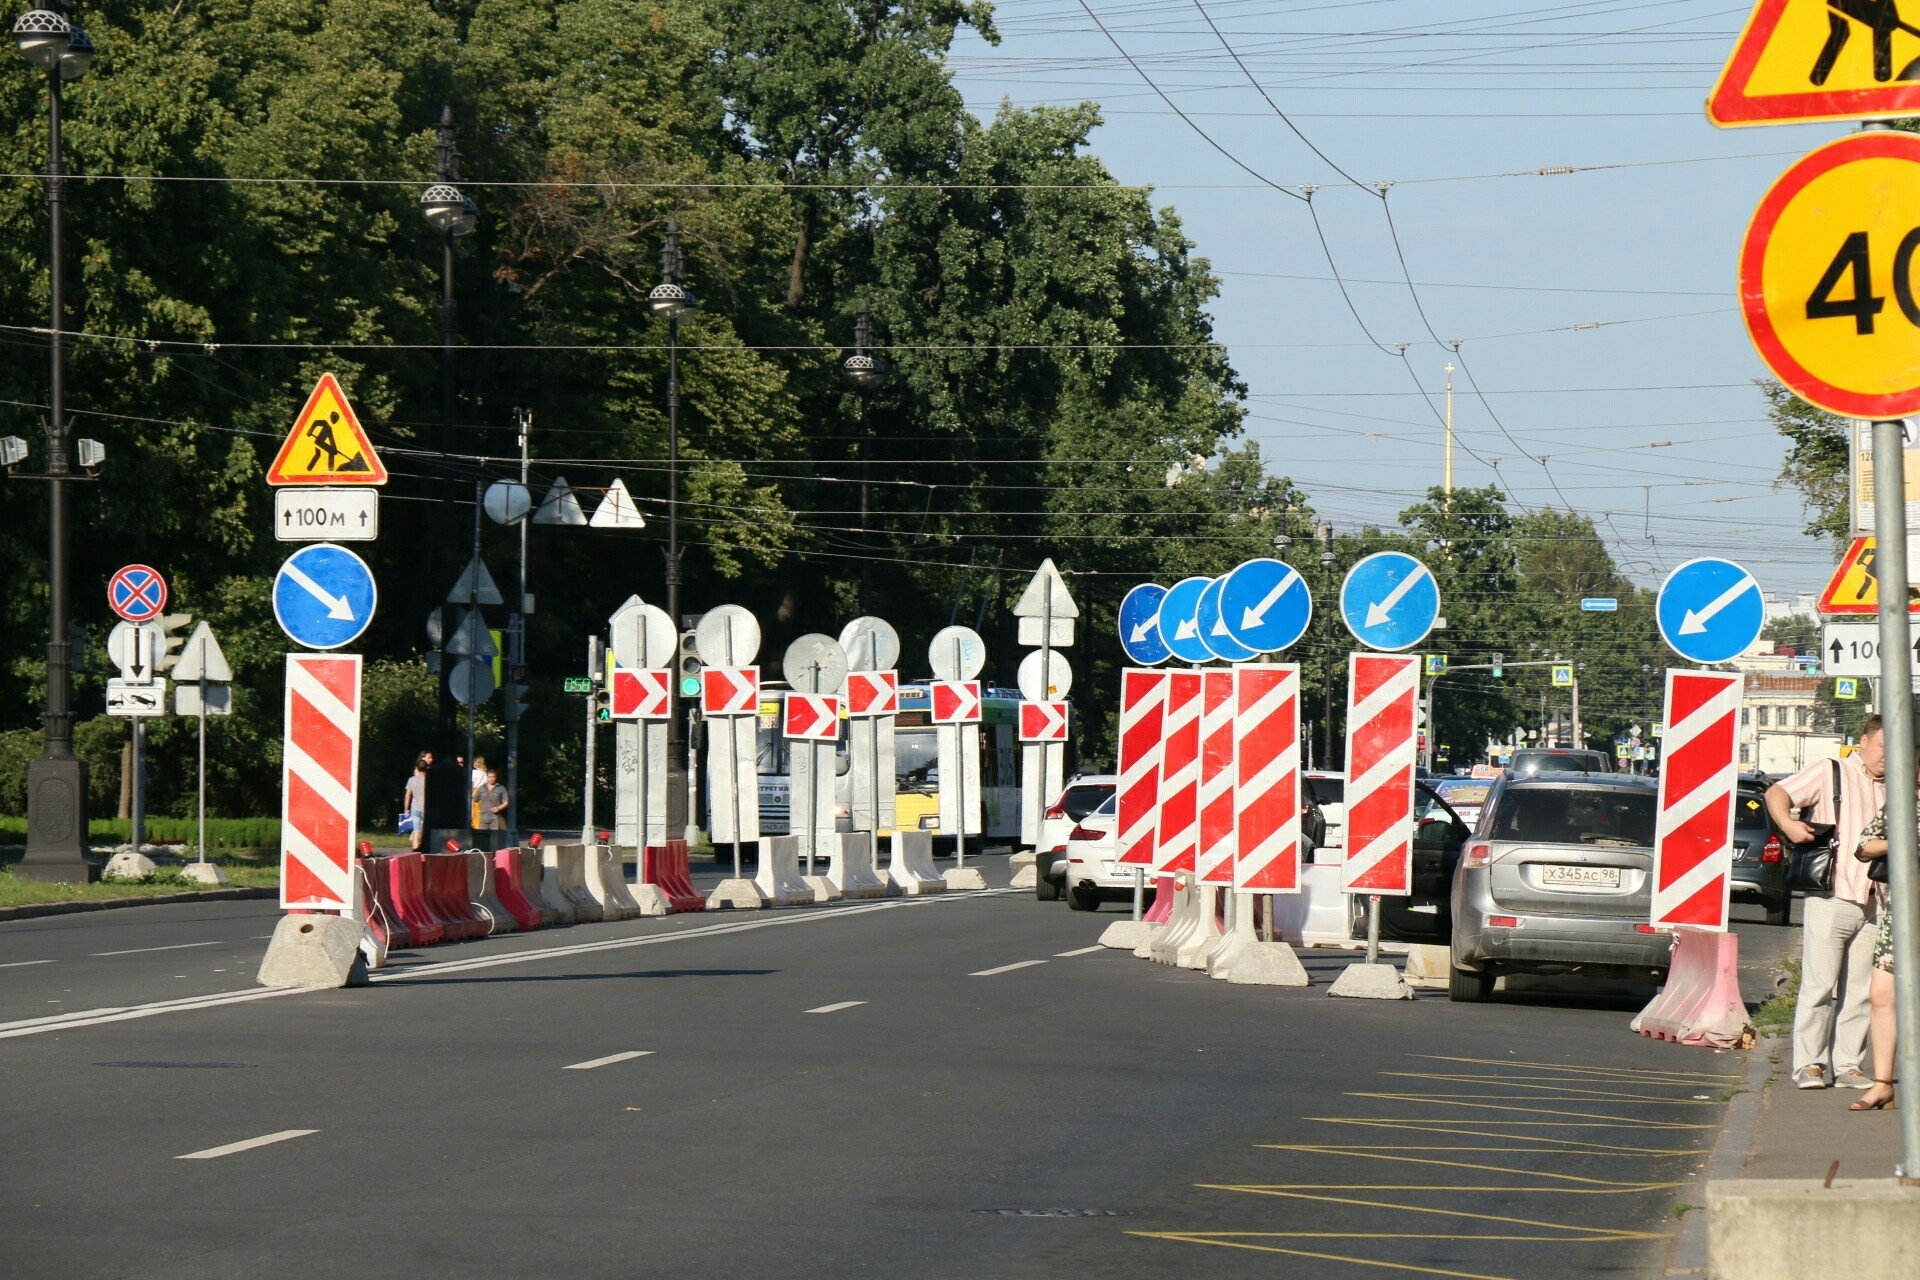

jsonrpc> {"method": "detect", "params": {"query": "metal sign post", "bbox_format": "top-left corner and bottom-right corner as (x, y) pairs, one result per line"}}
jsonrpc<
(1869, 415), (1920, 1182)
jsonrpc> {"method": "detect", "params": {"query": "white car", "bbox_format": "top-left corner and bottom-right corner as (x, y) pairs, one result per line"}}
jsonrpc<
(1305, 771), (1345, 852)
(1059, 794), (1158, 912)
(1036, 775), (1116, 901)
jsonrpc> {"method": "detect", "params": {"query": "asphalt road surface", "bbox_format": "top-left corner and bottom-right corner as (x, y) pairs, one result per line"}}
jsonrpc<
(1, 857), (1768, 1280)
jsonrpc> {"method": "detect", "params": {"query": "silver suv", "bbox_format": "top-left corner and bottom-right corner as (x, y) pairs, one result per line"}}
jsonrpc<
(1448, 772), (1668, 1001)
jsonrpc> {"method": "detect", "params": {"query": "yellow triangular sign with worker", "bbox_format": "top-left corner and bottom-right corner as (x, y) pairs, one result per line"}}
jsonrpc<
(266, 374), (388, 486)
(1817, 536), (1920, 615)
(1709, 0), (1920, 126)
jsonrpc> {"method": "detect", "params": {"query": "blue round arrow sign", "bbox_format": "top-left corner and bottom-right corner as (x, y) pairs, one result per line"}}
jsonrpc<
(1117, 583), (1172, 666)
(1219, 557), (1312, 654)
(1159, 576), (1216, 664)
(273, 543), (378, 651)
(1656, 557), (1763, 665)
(1340, 551), (1440, 652)
(1197, 576), (1257, 662)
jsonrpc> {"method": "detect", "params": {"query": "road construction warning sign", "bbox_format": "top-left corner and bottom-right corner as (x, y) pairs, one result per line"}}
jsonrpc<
(1740, 132), (1920, 419)
(1710, 0), (1920, 127)
(266, 374), (388, 486)
(1817, 535), (1920, 614)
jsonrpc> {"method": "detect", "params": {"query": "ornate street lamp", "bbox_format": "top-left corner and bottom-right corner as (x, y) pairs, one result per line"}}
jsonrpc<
(840, 300), (888, 613)
(650, 219), (697, 828)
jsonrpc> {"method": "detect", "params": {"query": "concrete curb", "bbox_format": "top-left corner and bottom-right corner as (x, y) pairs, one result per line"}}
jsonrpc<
(0, 886), (277, 924)
(1666, 1044), (1775, 1278)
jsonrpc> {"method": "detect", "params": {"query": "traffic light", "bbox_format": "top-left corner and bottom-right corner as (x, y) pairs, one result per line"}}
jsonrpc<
(594, 687), (611, 722)
(503, 682), (529, 722)
(156, 614), (193, 675)
(1491, 652), (1504, 678)
(678, 625), (703, 699)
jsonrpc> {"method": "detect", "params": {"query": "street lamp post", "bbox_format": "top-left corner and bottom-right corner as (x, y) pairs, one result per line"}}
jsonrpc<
(648, 220), (697, 831)
(420, 106), (477, 845)
(1317, 523), (1336, 770)
(14, 2), (96, 883)
(841, 299), (887, 615)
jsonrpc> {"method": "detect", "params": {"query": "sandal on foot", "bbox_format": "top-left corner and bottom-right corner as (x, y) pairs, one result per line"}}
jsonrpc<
(1849, 1081), (1896, 1111)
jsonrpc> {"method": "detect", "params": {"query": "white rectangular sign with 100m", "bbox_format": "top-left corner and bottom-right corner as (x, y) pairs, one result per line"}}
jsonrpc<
(1821, 622), (1920, 677)
(274, 487), (379, 542)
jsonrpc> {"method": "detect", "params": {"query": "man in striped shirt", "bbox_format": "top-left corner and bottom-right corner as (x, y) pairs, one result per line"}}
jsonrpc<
(1765, 716), (1887, 1090)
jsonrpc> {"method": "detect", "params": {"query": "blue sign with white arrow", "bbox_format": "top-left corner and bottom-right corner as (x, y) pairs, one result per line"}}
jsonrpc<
(1197, 576), (1257, 663)
(1656, 557), (1763, 665)
(273, 542), (377, 651)
(1219, 557), (1312, 654)
(1340, 551), (1440, 652)
(1117, 582), (1172, 666)
(1159, 576), (1217, 665)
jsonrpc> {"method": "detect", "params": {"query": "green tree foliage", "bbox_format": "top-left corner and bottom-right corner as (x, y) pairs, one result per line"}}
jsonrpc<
(1764, 379), (1849, 545)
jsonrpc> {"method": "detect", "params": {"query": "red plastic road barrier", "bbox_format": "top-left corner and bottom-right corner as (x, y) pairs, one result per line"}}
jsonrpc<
(1650, 670), (1743, 931)
(362, 856), (412, 952)
(427, 852), (486, 941)
(1632, 927), (1743, 1046)
(387, 852), (444, 947)
(1144, 873), (1176, 924)
(1115, 669), (1168, 873)
(1194, 669), (1237, 887)
(1342, 653), (1419, 895)
(1154, 672), (1202, 875)
(491, 848), (545, 932)
(643, 840), (705, 912)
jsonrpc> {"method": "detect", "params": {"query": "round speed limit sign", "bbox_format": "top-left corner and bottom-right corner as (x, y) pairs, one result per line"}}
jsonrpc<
(1741, 132), (1920, 419)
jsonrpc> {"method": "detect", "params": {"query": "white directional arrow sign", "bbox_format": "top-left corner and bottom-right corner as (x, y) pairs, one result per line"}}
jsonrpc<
(1173, 616), (1200, 641)
(1239, 566), (1301, 630)
(1678, 572), (1758, 635)
(1365, 563), (1431, 628)
(283, 561), (356, 621)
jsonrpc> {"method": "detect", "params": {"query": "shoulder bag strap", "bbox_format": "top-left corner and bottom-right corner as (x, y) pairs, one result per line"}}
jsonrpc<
(1830, 757), (1842, 824)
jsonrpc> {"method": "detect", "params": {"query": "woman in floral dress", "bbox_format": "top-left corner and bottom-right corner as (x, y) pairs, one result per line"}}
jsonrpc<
(1849, 806), (1899, 1112)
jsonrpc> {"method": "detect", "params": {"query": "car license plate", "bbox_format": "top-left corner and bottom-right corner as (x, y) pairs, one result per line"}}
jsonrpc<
(1105, 861), (1146, 880)
(1541, 864), (1621, 889)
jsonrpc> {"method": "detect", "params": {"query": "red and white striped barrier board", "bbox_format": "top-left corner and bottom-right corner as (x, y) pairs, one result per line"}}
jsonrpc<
(1342, 653), (1419, 895)
(1115, 669), (1167, 869)
(1155, 671), (1203, 874)
(846, 670), (898, 717)
(1234, 663), (1301, 892)
(931, 680), (981, 723)
(784, 692), (841, 742)
(1019, 700), (1070, 742)
(1195, 669), (1238, 886)
(1650, 669), (1743, 930)
(280, 653), (362, 912)
(701, 665), (759, 716)
(611, 665), (670, 719)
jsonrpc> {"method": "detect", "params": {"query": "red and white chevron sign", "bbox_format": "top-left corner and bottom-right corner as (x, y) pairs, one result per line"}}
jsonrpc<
(1235, 663), (1301, 892)
(931, 680), (981, 723)
(1155, 671), (1202, 874)
(784, 692), (841, 741)
(280, 653), (362, 912)
(1019, 700), (1070, 742)
(1342, 653), (1419, 895)
(701, 665), (759, 716)
(846, 669), (898, 717)
(1195, 668), (1238, 886)
(1115, 669), (1167, 868)
(1651, 670), (1743, 930)
(612, 665), (671, 719)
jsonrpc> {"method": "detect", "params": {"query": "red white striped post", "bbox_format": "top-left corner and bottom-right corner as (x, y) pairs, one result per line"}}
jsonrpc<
(1194, 669), (1237, 887)
(1155, 671), (1203, 875)
(279, 654), (362, 915)
(1234, 664), (1301, 894)
(1342, 653), (1419, 897)
(1650, 669), (1743, 930)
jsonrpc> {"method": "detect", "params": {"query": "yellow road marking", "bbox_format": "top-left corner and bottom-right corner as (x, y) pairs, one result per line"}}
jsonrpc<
(1303, 1118), (1704, 1155)
(1354, 1088), (1717, 1106)
(1134, 1231), (1526, 1279)
(1192, 1185), (1663, 1240)
(1380, 1071), (1730, 1101)
(1340, 1095), (1715, 1128)
(1408, 1053), (1739, 1082)
(1250, 1144), (1684, 1187)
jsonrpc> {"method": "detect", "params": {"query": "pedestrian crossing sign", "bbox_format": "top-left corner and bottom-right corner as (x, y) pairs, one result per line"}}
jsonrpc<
(1836, 677), (1859, 700)
(1708, 0), (1920, 128)
(266, 374), (388, 486)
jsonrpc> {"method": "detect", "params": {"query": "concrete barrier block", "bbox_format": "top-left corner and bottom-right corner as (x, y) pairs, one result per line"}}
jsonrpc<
(467, 850), (519, 934)
(1227, 940), (1310, 987)
(824, 833), (887, 900)
(1707, 1180), (1920, 1280)
(883, 832), (945, 895)
(257, 915), (370, 989)
(1327, 962), (1414, 1000)
(631, 883), (673, 916)
(179, 862), (228, 886)
(803, 874), (841, 903)
(707, 878), (769, 910)
(1008, 851), (1037, 872)
(753, 835), (815, 906)
(1402, 944), (1450, 990)
(102, 851), (156, 882)
(1009, 866), (1037, 889)
(943, 866), (987, 891)
(1099, 920), (1153, 950)
(1133, 925), (1166, 959)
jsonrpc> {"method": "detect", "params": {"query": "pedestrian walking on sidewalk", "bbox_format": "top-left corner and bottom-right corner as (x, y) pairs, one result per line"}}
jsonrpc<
(1847, 778), (1904, 1111)
(479, 769), (509, 852)
(1765, 715), (1887, 1090)
(402, 753), (431, 852)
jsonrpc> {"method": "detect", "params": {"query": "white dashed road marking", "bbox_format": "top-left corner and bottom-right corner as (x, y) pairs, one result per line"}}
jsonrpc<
(970, 960), (1048, 977)
(0, 960), (54, 969)
(92, 942), (222, 958)
(805, 1001), (867, 1014)
(1054, 946), (1104, 957)
(177, 1130), (318, 1160)
(564, 1051), (655, 1070)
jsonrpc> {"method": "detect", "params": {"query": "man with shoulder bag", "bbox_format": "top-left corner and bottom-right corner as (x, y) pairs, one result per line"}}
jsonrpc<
(1764, 716), (1887, 1090)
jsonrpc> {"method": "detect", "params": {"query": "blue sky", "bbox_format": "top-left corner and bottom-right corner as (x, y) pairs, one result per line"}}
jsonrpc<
(949, 0), (1851, 599)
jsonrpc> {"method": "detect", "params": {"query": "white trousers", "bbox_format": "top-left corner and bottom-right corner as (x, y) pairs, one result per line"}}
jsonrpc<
(1792, 894), (1879, 1073)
